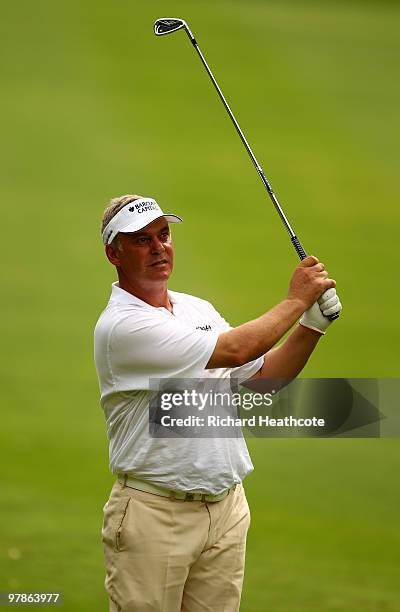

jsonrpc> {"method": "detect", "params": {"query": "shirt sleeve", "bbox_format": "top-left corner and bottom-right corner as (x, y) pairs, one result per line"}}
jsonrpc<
(109, 311), (219, 390)
(231, 356), (264, 384)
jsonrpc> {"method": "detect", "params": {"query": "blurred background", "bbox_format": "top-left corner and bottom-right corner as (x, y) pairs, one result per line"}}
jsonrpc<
(1, 0), (399, 609)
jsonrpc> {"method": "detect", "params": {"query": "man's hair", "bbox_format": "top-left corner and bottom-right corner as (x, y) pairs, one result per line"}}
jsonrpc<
(101, 194), (143, 235)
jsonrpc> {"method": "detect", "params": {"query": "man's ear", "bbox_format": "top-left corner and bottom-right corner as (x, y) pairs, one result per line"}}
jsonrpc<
(105, 243), (121, 266)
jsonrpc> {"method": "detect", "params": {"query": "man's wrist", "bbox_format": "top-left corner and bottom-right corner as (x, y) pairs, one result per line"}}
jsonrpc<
(283, 297), (308, 319)
(298, 320), (325, 336)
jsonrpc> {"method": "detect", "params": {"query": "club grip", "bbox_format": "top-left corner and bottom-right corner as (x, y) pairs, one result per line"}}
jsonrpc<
(291, 235), (307, 260)
(327, 311), (340, 321)
(291, 235), (340, 322)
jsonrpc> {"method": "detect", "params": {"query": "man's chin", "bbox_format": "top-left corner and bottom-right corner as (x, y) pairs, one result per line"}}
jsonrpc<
(148, 264), (172, 279)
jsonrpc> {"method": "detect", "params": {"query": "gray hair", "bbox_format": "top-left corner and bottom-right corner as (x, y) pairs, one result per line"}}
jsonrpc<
(101, 194), (143, 249)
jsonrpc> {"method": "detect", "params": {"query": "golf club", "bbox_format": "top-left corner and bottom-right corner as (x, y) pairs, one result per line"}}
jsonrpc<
(154, 17), (339, 321)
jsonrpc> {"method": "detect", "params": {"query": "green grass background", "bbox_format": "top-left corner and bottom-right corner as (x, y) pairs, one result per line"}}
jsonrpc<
(1, 0), (400, 609)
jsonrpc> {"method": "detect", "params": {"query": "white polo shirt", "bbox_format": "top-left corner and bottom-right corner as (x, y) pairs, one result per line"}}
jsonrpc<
(94, 283), (264, 494)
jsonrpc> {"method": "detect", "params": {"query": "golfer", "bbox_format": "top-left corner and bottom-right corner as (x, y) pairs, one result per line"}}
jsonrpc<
(94, 194), (342, 612)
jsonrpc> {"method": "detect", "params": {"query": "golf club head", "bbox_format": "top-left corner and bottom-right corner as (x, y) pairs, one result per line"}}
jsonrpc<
(154, 18), (187, 36)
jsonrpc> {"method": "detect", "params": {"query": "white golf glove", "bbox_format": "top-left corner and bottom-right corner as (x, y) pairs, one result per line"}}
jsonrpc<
(300, 288), (342, 334)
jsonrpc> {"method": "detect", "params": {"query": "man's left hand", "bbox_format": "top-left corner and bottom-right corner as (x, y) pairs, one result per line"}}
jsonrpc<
(300, 288), (342, 335)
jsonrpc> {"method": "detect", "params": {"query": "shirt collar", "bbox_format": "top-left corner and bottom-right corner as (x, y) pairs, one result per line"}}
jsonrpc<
(109, 282), (179, 309)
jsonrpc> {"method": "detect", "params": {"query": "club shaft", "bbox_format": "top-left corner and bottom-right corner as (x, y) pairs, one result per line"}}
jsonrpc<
(184, 26), (307, 260)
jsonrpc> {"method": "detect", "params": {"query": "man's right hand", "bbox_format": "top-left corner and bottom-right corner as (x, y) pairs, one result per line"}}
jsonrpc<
(287, 256), (336, 311)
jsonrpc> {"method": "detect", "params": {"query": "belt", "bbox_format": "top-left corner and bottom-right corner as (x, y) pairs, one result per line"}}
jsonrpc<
(117, 474), (233, 503)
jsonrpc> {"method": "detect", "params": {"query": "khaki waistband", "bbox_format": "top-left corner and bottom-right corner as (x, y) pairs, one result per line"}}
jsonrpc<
(117, 474), (233, 503)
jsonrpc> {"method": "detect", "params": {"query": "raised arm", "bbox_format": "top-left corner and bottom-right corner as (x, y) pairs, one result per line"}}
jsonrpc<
(206, 256), (339, 369)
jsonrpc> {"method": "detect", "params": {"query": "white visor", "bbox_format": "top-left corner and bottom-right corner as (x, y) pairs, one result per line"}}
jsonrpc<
(102, 197), (182, 245)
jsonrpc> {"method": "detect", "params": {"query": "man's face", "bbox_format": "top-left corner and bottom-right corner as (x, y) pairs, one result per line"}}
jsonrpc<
(106, 217), (174, 288)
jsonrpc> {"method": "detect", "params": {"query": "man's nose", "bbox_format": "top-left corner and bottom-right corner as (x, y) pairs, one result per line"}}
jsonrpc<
(151, 236), (165, 253)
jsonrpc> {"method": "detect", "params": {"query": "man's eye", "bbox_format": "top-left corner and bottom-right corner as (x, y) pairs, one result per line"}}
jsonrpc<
(161, 232), (170, 240)
(136, 237), (149, 245)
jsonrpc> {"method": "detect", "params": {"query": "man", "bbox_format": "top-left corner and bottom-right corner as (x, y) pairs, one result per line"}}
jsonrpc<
(94, 194), (342, 612)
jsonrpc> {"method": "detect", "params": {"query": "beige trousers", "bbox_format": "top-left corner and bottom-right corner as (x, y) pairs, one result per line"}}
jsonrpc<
(102, 480), (251, 612)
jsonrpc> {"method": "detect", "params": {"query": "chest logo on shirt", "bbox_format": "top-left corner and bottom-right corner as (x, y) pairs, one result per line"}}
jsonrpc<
(196, 324), (212, 332)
